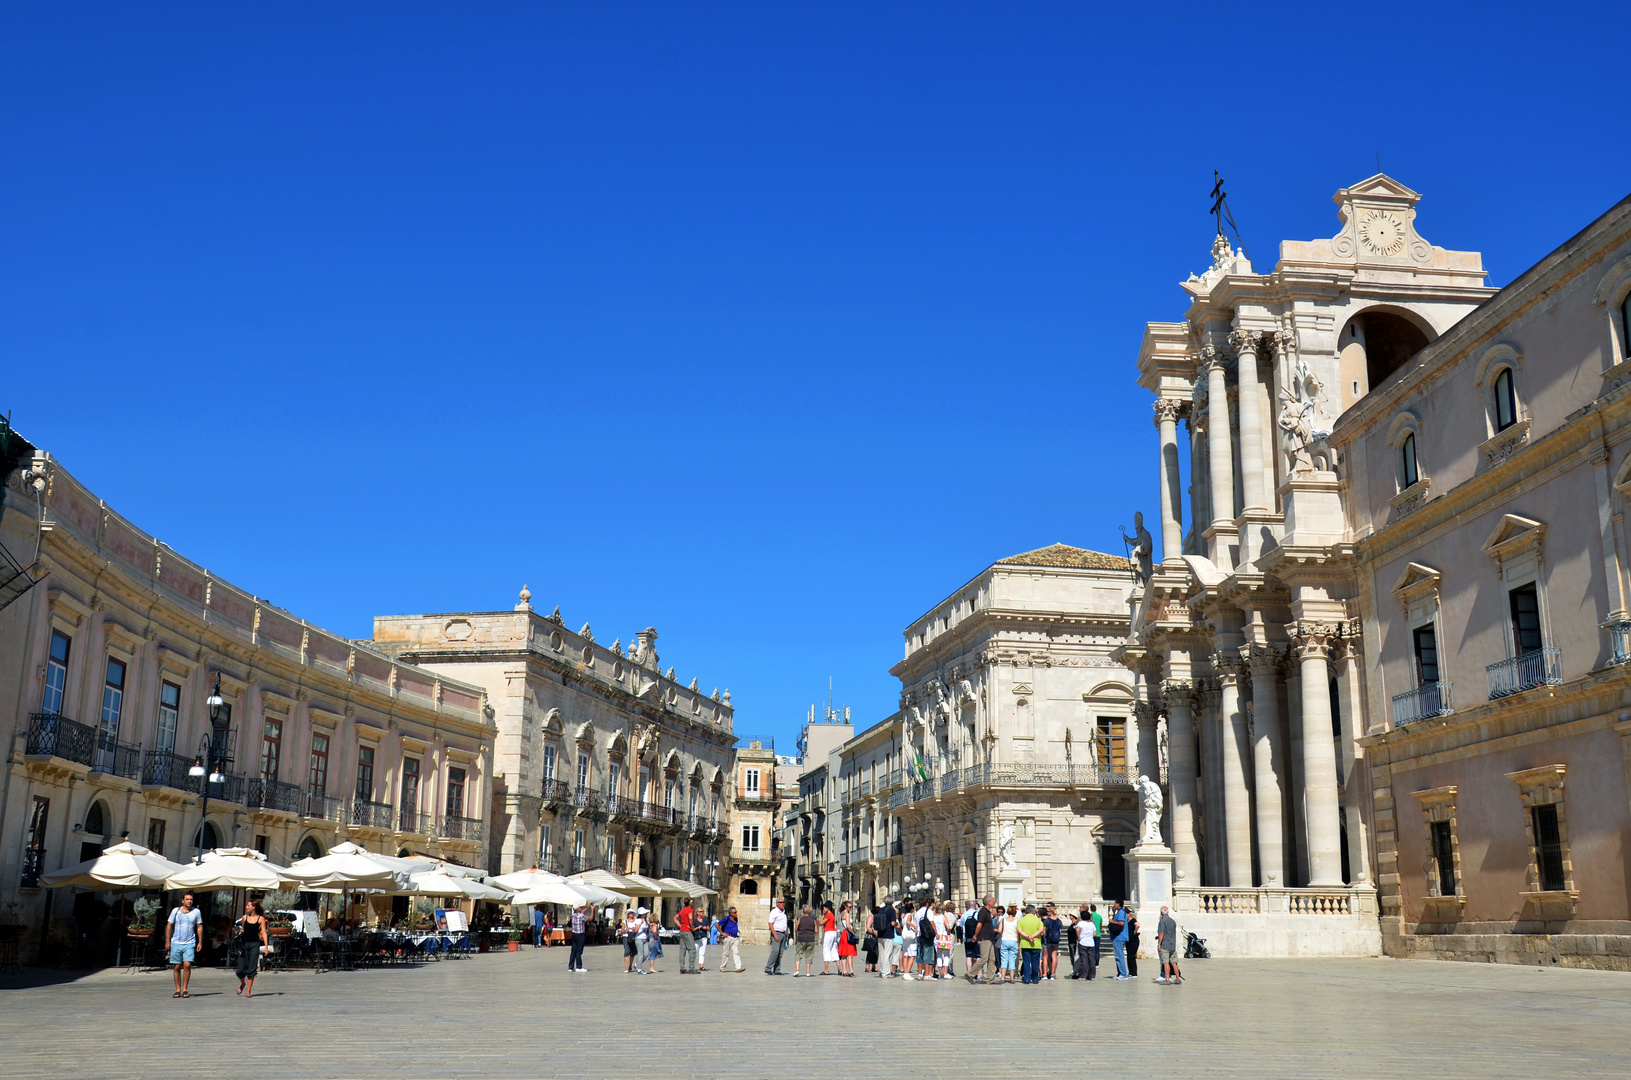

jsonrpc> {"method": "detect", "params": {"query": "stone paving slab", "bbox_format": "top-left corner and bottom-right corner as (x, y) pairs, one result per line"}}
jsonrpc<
(3, 945), (1630, 1079)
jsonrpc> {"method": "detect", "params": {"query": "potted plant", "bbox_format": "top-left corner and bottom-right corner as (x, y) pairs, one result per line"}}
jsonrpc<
(267, 912), (294, 938)
(127, 896), (159, 939)
(507, 928), (523, 951)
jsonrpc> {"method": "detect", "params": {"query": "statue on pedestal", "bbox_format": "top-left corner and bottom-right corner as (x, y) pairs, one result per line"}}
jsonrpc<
(1136, 774), (1165, 846)
(998, 823), (1017, 870)
(1123, 512), (1154, 587)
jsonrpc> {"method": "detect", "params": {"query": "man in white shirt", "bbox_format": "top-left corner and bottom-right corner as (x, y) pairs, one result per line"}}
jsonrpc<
(166, 892), (204, 998)
(763, 897), (789, 975)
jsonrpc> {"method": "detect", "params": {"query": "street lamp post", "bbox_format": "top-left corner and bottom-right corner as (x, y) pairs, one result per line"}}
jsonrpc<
(190, 676), (230, 864)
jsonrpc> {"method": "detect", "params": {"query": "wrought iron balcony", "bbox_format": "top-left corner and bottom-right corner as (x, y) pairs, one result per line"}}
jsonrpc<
(572, 786), (604, 818)
(350, 799), (395, 830)
(438, 815), (484, 842)
(26, 712), (95, 767)
(541, 779), (572, 807)
(1487, 646), (1562, 699)
(398, 810), (431, 836)
(305, 791), (344, 822)
(20, 845), (45, 889)
(1391, 681), (1453, 727)
(608, 795), (639, 821)
(568, 854), (588, 874)
(1608, 618), (1631, 666)
(246, 776), (303, 815)
(889, 837), (902, 856)
(142, 748), (194, 790)
(858, 777), (872, 796)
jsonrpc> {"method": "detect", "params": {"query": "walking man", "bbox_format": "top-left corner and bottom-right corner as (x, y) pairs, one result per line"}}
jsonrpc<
(1108, 900), (1130, 979)
(568, 903), (588, 972)
(792, 904), (819, 976)
(874, 896), (899, 977)
(718, 906), (744, 972)
(532, 905), (546, 948)
(764, 896), (789, 975)
(166, 891), (203, 998)
(676, 897), (699, 973)
(973, 895), (998, 983)
(1156, 905), (1182, 984)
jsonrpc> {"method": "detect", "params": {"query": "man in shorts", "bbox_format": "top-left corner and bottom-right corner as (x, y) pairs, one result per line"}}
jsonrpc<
(960, 900), (981, 979)
(166, 892), (204, 998)
(1156, 905), (1182, 984)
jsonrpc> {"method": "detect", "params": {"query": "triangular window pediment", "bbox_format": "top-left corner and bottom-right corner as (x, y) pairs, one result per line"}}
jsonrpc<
(1392, 561), (1442, 598)
(1482, 514), (1544, 557)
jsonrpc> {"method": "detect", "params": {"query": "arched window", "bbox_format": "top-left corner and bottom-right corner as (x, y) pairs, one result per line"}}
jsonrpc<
(296, 835), (325, 860)
(1400, 433), (1419, 489)
(739, 878), (759, 895)
(1493, 368), (1517, 432)
(194, 821), (220, 852)
(84, 801), (107, 837)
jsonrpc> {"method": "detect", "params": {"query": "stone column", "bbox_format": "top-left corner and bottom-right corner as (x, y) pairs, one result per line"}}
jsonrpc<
(1230, 329), (1268, 513)
(1201, 346), (1236, 569)
(1246, 646), (1287, 886)
(1135, 703), (1161, 788)
(1294, 625), (1345, 887)
(1336, 634), (1371, 884)
(1155, 398), (1185, 565)
(1162, 681), (1200, 887)
(1214, 653), (1253, 887)
(1197, 681), (1223, 883)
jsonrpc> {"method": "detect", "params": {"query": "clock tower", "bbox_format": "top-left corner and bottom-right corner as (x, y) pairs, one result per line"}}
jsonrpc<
(1329, 173), (1436, 266)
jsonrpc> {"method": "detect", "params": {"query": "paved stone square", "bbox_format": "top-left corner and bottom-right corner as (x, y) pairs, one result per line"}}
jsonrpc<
(4, 944), (1630, 1078)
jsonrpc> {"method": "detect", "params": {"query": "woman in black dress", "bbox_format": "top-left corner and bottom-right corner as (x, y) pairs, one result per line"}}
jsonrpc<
(235, 899), (269, 997)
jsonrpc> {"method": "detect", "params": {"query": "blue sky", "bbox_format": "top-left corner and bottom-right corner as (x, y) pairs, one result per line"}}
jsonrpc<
(3, 3), (1626, 751)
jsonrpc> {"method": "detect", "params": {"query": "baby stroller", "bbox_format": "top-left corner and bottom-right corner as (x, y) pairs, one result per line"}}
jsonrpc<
(1184, 930), (1211, 959)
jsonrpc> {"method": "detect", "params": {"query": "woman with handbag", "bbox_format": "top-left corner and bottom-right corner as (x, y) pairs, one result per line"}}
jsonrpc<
(836, 900), (858, 976)
(932, 902), (955, 979)
(234, 899), (269, 998)
(861, 906), (880, 974)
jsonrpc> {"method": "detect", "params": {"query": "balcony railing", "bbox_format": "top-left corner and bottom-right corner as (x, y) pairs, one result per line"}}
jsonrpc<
(1608, 618), (1631, 665)
(246, 776), (304, 815)
(858, 777), (872, 796)
(26, 712), (95, 767)
(889, 837), (902, 856)
(1487, 647), (1562, 699)
(20, 845), (46, 889)
(568, 854), (588, 874)
(142, 748), (194, 790)
(572, 786), (603, 817)
(609, 795), (639, 821)
(541, 779), (572, 806)
(398, 810), (431, 836)
(305, 791), (344, 822)
(438, 815), (484, 842)
(1391, 681), (1453, 727)
(350, 799), (395, 830)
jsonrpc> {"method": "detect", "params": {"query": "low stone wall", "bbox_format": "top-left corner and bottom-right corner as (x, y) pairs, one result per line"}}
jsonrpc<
(1384, 923), (1631, 970)
(1169, 885), (1383, 957)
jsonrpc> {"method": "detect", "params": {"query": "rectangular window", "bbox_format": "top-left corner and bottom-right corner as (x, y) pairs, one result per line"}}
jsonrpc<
(1095, 717), (1127, 770)
(146, 817), (167, 858)
(1531, 804), (1566, 892)
(573, 828), (585, 866)
(308, 734), (329, 795)
(253, 834), (269, 856)
(663, 779), (675, 810)
(355, 745), (375, 802)
(1509, 584), (1543, 655)
(157, 682), (180, 755)
(712, 791), (720, 824)
(605, 839), (617, 871)
(543, 743), (557, 782)
(99, 657), (127, 756)
(1412, 624), (1440, 685)
(260, 718), (283, 781)
(446, 767), (466, 818)
(638, 766), (651, 809)
(741, 824), (761, 852)
(608, 761), (622, 799)
(21, 796), (49, 887)
(539, 823), (552, 865)
(401, 758), (420, 820)
(1430, 820), (1455, 897)
(577, 753), (589, 790)
(688, 785), (698, 819)
(746, 767), (761, 795)
(43, 631), (70, 715)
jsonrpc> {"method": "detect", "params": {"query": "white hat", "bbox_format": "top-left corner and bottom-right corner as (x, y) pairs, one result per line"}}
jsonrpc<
(636, 907), (649, 915)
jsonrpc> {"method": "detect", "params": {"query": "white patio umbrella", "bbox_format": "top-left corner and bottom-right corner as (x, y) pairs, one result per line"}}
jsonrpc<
(283, 852), (405, 892)
(624, 873), (691, 898)
(658, 877), (717, 899)
(406, 872), (512, 902)
(489, 868), (571, 892)
(40, 840), (186, 889)
(567, 868), (644, 898)
(327, 841), (435, 875)
(41, 840), (190, 965)
(510, 880), (595, 908)
(166, 848), (296, 891)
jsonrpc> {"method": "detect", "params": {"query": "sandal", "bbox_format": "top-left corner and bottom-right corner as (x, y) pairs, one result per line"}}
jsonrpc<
(173, 991), (182, 998)
(180, 991), (189, 998)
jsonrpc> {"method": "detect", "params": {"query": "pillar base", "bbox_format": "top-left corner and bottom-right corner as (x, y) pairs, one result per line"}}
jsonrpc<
(994, 869), (1030, 908)
(1125, 843), (1176, 913)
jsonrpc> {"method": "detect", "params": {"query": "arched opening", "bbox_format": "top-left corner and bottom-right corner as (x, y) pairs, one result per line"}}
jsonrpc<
(296, 836), (325, 860)
(739, 878), (759, 895)
(193, 820), (220, 853)
(83, 800), (108, 838)
(1338, 309), (1433, 408)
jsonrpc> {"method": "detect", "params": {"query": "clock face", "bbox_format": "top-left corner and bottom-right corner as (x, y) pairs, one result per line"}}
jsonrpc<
(1359, 210), (1406, 256)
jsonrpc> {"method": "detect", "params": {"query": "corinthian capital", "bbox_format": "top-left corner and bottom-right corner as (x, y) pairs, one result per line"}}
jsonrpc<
(1153, 398), (1184, 426)
(1243, 644), (1286, 677)
(1195, 344), (1224, 374)
(1290, 621), (1340, 659)
(1270, 329), (1296, 359)
(1228, 328), (1261, 356)
(1210, 650), (1247, 684)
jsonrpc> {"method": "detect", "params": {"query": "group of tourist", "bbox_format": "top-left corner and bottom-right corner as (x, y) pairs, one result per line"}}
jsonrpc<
(763, 894), (1185, 985)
